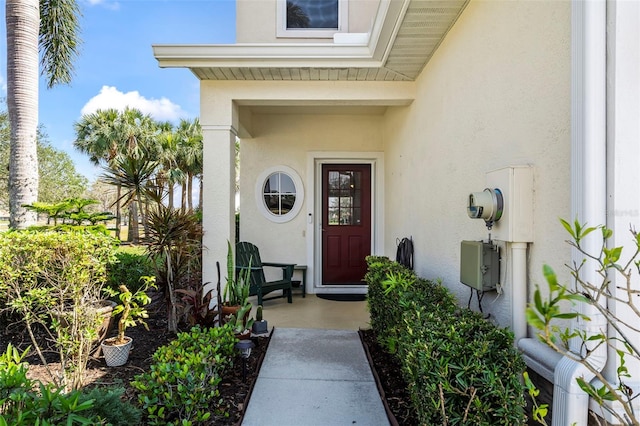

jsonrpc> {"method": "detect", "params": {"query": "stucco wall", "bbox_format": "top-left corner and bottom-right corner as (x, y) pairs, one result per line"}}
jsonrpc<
(239, 112), (385, 280)
(382, 0), (572, 330)
(236, 0), (379, 43)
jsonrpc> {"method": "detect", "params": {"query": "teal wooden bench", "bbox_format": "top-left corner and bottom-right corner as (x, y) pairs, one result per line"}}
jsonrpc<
(235, 241), (294, 305)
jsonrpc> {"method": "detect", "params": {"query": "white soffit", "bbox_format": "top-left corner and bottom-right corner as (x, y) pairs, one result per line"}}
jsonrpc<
(153, 0), (469, 82)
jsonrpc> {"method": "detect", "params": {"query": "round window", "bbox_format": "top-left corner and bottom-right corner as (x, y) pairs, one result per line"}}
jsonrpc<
(255, 166), (304, 223)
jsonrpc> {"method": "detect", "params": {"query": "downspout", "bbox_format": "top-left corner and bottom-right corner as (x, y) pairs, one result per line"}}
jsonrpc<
(551, 1), (608, 425)
(511, 242), (528, 344)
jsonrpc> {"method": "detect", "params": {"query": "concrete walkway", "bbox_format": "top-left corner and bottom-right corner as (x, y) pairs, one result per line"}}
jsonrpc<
(242, 328), (390, 426)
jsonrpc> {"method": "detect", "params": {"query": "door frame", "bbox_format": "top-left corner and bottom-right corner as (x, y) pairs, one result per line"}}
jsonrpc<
(305, 151), (385, 294)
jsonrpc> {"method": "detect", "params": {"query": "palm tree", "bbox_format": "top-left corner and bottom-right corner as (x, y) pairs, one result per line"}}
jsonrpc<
(101, 154), (158, 243)
(152, 121), (184, 210)
(74, 108), (158, 241)
(6, 0), (81, 229)
(175, 118), (202, 212)
(74, 109), (125, 237)
(115, 108), (158, 241)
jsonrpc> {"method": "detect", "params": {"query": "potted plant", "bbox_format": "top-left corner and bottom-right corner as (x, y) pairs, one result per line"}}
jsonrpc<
(225, 300), (254, 339)
(175, 282), (217, 327)
(222, 241), (252, 319)
(101, 276), (155, 366)
(251, 305), (268, 334)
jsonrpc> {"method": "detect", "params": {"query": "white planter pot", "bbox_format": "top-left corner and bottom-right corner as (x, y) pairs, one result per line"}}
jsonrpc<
(101, 336), (133, 367)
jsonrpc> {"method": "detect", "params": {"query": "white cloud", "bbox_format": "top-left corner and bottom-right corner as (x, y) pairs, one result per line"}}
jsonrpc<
(0, 74), (6, 95)
(84, 0), (120, 10)
(81, 86), (187, 122)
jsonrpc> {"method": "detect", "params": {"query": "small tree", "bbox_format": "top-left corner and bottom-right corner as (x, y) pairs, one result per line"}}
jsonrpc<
(146, 200), (202, 333)
(104, 278), (155, 345)
(527, 219), (640, 425)
(0, 229), (118, 391)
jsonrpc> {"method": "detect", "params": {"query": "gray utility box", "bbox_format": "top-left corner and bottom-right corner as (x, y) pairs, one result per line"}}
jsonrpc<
(460, 241), (500, 291)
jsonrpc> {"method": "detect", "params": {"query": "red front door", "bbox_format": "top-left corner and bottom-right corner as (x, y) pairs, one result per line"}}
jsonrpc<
(322, 164), (371, 285)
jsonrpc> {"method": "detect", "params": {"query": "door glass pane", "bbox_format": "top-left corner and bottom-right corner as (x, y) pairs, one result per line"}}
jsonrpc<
(328, 207), (339, 225)
(326, 169), (364, 226)
(328, 171), (340, 190)
(340, 196), (352, 209)
(339, 172), (352, 190)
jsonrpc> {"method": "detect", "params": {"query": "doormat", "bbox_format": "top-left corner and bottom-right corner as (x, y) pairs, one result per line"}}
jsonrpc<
(316, 294), (366, 302)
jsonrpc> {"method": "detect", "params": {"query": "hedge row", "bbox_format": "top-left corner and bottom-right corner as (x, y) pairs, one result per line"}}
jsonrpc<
(365, 256), (526, 425)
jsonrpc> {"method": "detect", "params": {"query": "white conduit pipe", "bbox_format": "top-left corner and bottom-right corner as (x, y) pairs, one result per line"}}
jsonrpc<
(511, 242), (528, 344)
(552, 1), (608, 425)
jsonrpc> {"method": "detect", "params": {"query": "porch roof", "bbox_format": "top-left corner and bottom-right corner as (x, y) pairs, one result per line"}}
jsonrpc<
(153, 0), (469, 82)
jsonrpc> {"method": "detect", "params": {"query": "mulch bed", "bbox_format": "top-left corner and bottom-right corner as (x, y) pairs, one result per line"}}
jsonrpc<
(1, 293), (416, 425)
(360, 328), (419, 426)
(0, 291), (270, 426)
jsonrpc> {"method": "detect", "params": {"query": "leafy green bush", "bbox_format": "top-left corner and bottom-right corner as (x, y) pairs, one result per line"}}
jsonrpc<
(400, 305), (526, 424)
(365, 256), (416, 351)
(131, 325), (237, 425)
(0, 229), (118, 391)
(365, 256), (526, 425)
(106, 250), (155, 295)
(78, 387), (142, 426)
(0, 344), (99, 425)
(365, 256), (456, 353)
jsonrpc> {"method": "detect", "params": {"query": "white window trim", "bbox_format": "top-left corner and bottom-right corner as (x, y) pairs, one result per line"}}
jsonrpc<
(276, 0), (349, 39)
(255, 165), (305, 223)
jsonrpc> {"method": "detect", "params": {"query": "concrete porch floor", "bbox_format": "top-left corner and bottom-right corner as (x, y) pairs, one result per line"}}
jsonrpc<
(248, 293), (371, 331)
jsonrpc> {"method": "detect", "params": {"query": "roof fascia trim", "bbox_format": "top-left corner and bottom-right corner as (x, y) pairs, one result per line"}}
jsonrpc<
(153, 0), (409, 70)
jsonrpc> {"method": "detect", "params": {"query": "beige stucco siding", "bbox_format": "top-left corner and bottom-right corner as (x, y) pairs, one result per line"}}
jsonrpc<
(199, 80), (412, 291)
(240, 113), (384, 277)
(236, 0), (379, 43)
(382, 0), (571, 329)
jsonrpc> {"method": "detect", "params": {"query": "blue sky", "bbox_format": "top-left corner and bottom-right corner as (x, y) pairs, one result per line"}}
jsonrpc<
(1, 0), (236, 181)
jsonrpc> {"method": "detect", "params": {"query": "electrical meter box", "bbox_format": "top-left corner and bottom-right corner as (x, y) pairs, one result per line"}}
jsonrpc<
(460, 241), (500, 291)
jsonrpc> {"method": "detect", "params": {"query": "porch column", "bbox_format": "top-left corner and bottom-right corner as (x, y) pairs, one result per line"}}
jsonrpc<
(201, 122), (237, 297)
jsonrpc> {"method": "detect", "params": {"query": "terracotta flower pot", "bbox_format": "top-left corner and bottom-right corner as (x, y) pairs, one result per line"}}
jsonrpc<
(221, 304), (241, 324)
(235, 330), (251, 340)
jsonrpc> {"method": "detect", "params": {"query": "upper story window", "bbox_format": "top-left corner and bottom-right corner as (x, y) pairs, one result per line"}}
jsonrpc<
(277, 0), (348, 39)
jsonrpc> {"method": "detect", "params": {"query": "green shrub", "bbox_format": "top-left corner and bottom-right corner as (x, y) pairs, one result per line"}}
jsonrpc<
(365, 256), (526, 425)
(28, 224), (110, 235)
(131, 325), (237, 425)
(400, 306), (526, 425)
(365, 256), (416, 351)
(106, 250), (155, 294)
(365, 256), (456, 353)
(0, 344), (100, 425)
(79, 387), (142, 426)
(0, 229), (118, 391)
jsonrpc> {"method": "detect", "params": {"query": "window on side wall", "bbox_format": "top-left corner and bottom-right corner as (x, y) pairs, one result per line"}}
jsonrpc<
(277, 0), (348, 39)
(255, 166), (304, 223)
